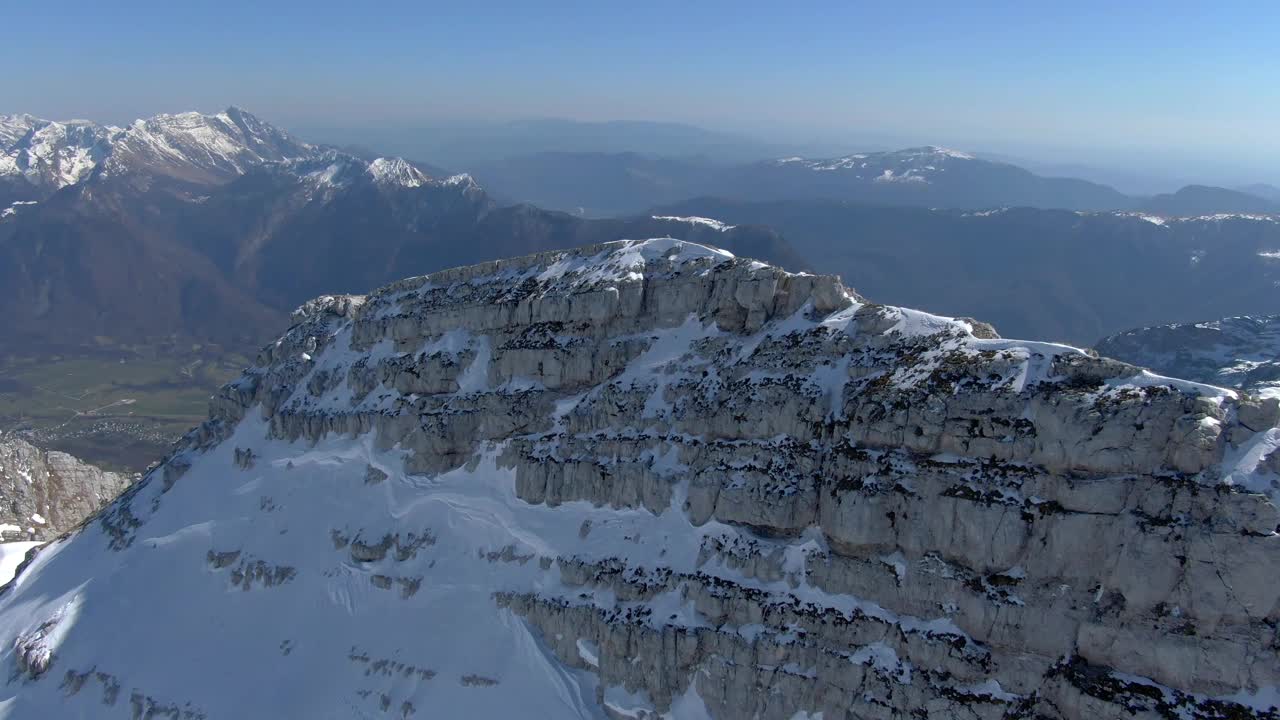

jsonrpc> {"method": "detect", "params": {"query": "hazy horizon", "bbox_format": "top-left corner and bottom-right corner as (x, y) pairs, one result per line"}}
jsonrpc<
(5, 1), (1278, 190)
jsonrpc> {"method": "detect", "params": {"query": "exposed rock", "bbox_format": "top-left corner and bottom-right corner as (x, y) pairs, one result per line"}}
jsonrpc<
(0, 436), (132, 541)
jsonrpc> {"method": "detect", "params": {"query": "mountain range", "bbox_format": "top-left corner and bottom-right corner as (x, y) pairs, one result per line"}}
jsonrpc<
(652, 198), (1280, 345)
(0, 109), (800, 352)
(474, 147), (1280, 217)
(1098, 314), (1280, 399)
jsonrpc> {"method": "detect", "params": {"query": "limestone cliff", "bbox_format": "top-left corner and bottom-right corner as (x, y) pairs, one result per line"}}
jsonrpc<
(0, 239), (1277, 719)
(0, 436), (131, 542)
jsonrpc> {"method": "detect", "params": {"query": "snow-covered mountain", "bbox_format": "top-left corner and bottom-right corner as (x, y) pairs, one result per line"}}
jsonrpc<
(1, 239), (1276, 718)
(726, 146), (1133, 210)
(472, 146), (1136, 216)
(1098, 315), (1280, 400)
(0, 106), (473, 203)
(772, 145), (978, 182)
(0, 115), (113, 190)
(0, 107), (316, 194)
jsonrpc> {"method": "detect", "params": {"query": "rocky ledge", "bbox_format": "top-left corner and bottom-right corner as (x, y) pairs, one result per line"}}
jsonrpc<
(0, 238), (1277, 719)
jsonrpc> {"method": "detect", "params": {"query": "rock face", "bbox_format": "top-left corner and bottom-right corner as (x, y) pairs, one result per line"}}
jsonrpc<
(0, 437), (132, 541)
(0, 239), (1277, 718)
(1099, 314), (1280, 400)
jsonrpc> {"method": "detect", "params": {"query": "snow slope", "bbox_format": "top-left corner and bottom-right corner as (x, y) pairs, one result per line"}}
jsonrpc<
(0, 543), (40, 587)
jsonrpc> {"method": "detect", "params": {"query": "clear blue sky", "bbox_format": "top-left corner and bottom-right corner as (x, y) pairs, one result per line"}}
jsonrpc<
(4, 1), (1277, 182)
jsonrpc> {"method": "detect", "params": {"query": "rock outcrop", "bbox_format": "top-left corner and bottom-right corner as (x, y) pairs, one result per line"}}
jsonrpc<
(0, 239), (1276, 719)
(0, 436), (132, 541)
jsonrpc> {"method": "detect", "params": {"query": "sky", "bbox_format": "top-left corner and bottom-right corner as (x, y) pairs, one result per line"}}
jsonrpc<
(4, 1), (1278, 186)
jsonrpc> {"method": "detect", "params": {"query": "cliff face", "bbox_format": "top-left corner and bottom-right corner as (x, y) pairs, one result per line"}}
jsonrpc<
(0, 437), (131, 541)
(1, 239), (1277, 719)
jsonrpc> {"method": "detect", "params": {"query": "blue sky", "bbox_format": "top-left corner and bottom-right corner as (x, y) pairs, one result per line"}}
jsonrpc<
(4, 1), (1277, 183)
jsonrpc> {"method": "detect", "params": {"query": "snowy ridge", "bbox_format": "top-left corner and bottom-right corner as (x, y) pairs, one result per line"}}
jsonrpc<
(1099, 314), (1280, 403)
(0, 117), (114, 188)
(650, 215), (736, 232)
(0, 107), (315, 190)
(367, 157), (429, 188)
(771, 145), (978, 183)
(1116, 210), (1280, 224)
(0, 239), (1277, 719)
(0, 106), (461, 196)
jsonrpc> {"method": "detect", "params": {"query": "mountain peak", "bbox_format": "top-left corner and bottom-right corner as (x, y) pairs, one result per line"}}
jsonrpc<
(367, 156), (430, 187)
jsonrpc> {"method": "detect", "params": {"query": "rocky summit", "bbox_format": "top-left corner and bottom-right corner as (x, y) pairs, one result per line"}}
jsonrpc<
(1, 238), (1278, 719)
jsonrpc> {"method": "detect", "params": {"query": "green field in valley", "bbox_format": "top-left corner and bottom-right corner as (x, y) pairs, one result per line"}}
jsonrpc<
(0, 349), (251, 473)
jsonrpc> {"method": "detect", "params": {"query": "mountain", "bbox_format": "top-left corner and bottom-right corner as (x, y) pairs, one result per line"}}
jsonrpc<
(0, 436), (131, 541)
(1, 239), (1276, 718)
(0, 107), (312, 198)
(0, 109), (803, 352)
(464, 149), (1280, 218)
(652, 198), (1280, 345)
(471, 147), (1136, 215)
(1098, 315), (1280, 399)
(727, 147), (1132, 210)
(1138, 184), (1280, 216)
(1239, 183), (1280, 203)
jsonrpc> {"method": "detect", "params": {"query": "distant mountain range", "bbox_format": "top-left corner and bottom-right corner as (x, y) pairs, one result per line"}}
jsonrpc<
(652, 198), (1280, 345)
(1139, 185), (1280, 216)
(474, 147), (1280, 217)
(0, 109), (800, 352)
(5, 107), (1280, 352)
(1098, 314), (1280, 399)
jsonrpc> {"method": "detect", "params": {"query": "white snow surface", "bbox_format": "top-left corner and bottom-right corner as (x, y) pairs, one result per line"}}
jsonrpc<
(651, 215), (736, 232)
(0, 543), (41, 587)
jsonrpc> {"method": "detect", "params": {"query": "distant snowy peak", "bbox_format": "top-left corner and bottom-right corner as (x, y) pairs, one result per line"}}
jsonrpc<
(773, 145), (978, 183)
(1122, 211), (1280, 225)
(0, 117), (114, 189)
(0, 107), (315, 190)
(0, 114), (44, 147)
(103, 107), (313, 184)
(651, 215), (736, 231)
(283, 151), (480, 196)
(367, 157), (429, 187)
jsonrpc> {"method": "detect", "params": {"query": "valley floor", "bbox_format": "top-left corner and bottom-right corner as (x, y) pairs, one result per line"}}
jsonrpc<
(0, 348), (250, 472)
